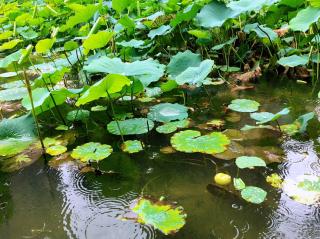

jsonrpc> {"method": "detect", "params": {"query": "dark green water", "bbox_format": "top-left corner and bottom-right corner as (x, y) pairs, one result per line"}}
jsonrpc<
(1, 78), (320, 239)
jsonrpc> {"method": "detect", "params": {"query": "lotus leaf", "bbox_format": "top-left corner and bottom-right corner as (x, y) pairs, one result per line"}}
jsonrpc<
(148, 103), (188, 123)
(171, 130), (230, 154)
(107, 118), (154, 135)
(234, 178), (246, 190)
(0, 87), (27, 102)
(289, 7), (320, 32)
(241, 186), (267, 204)
(83, 31), (114, 55)
(66, 110), (90, 122)
(235, 156), (266, 169)
(35, 38), (56, 54)
(156, 120), (190, 134)
(228, 99), (260, 113)
(132, 198), (186, 235)
(277, 55), (308, 67)
(250, 108), (290, 124)
(121, 140), (143, 153)
(0, 50), (22, 68)
(148, 25), (172, 39)
(71, 142), (113, 163)
(46, 145), (67, 156)
(0, 39), (22, 51)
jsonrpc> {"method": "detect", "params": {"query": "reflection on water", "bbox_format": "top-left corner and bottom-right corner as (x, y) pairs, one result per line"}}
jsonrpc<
(1, 79), (320, 238)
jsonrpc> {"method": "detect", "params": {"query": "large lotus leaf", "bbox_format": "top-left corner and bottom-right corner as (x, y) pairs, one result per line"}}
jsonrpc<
(83, 31), (114, 55)
(35, 38), (56, 54)
(22, 88), (73, 115)
(175, 60), (214, 86)
(235, 156), (266, 169)
(0, 114), (35, 156)
(33, 67), (70, 88)
(46, 145), (67, 156)
(170, 3), (202, 27)
(156, 120), (190, 134)
(283, 175), (320, 205)
(250, 108), (290, 124)
(227, 0), (278, 14)
(71, 142), (113, 163)
(0, 39), (22, 51)
(0, 87), (28, 102)
(289, 7), (320, 32)
(241, 186), (267, 204)
(0, 50), (21, 68)
(228, 99), (260, 113)
(107, 118), (154, 135)
(121, 140), (143, 153)
(148, 103), (188, 123)
(76, 74), (131, 106)
(196, 1), (238, 28)
(148, 25), (172, 39)
(244, 23), (278, 41)
(277, 55), (308, 67)
(171, 130), (230, 154)
(167, 50), (202, 78)
(60, 4), (99, 31)
(84, 56), (165, 87)
(132, 198), (186, 235)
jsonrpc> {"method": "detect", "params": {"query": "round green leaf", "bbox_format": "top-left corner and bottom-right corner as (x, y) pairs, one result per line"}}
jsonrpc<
(46, 145), (67, 156)
(234, 178), (246, 190)
(228, 99), (260, 113)
(66, 109), (90, 122)
(71, 142), (113, 163)
(107, 118), (154, 135)
(148, 103), (188, 123)
(156, 120), (190, 134)
(132, 198), (186, 235)
(121, 140), (143, 153)
(241, 186), (267, 204)
(171, 130), (230, 154)
(235, 156), (266, 169)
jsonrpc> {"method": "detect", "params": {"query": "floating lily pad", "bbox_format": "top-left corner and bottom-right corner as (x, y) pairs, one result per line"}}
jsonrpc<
(171, 130), (230, 154)
(131, 197), (186, 235)
(121, 140), (143, 153)
(250, 108), (290, 124)
(148, 103), (188, 123)
(234, 178), (246, 190)
(71, 142), (113, 163)
(241, 186), (267, 204)
(235, 156), (266, 169)
(283, 175), (320, 205)
(156, 120), (190, 134)
(107, 118), (154, 135)
(228, 99), (260, 113)
(46, 145), (67, 156)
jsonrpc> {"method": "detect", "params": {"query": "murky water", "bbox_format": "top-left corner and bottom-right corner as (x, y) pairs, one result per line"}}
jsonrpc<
(1, 77), (320, 238)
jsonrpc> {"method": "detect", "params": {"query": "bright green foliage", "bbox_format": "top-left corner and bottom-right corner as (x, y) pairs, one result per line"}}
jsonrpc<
(0, 114), (35, 157)
(76, 74), (131, 106)
(66, 110), (90, 122)
(228, 99), (260, 113)
(277, 55), (308, 67)
(121, 140), (144, 153)
(132, 198), (186, 235)
(33, 67), (70, 88)
(156, 120), (190, 134)
(84, 57), (165, 87)
(148, 103), (188, 123)
(0, 50), (21, 68)
(117, 39), (145, 48)
(83, 31), (114, 55)
(46, 145), (67, 156)
(244, 23), (278, 41)
(107, 118), (154, 135)
(241, 186), (267, 204)
(171, 130), (230, 154)
(250, 108), (290, 124)
(0, 39), (22, 51)
(71, 142), (113, 163)
(170, 3), (201, 27)
(0, 87), (27, 102)
(289, 7), (320, 32)
(35, 38), (56, 54)
(235, 156), (266, 169)
(64, 41), (79, 51)
(112, 0), (133, 14)
(234, 178), (246, 190)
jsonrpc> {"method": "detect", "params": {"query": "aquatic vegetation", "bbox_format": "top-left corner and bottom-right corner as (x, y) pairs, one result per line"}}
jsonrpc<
(250, 108), (290, 124)
(266, 173), (283, 188)
(107, 118), (154, 135)
(156, 119), (190, 134)
(171, 130), (230, 154)
(71, 142), (113, 163)
(121, 140), (144, 153)
(228, 99), (260, 113)
(131, 197), (186, 235)
(148, 103), (188, 123)
(214, 173), (232, 186)
(235, 156), (266, 169)
(241, 186), (267, 204)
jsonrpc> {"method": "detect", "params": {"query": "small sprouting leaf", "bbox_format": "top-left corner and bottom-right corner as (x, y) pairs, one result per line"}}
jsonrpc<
(241, 186), (267, 204)
(235, 156), (266, 169)
(233, 178), (246, 190)
(228, 99), (260, 113)
(121, 140), (143, 153)
(71, 142), (113, 163)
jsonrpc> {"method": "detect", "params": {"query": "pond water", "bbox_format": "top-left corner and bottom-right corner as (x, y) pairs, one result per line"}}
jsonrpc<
(1, 77), (320, 239)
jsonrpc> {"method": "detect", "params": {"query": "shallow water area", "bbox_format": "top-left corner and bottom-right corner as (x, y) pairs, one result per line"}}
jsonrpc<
(0, 78), (320, 239)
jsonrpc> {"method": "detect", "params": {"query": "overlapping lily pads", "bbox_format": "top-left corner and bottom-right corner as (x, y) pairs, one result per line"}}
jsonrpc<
(156, 119), (190, 134)
(171, 130), (230, 154)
